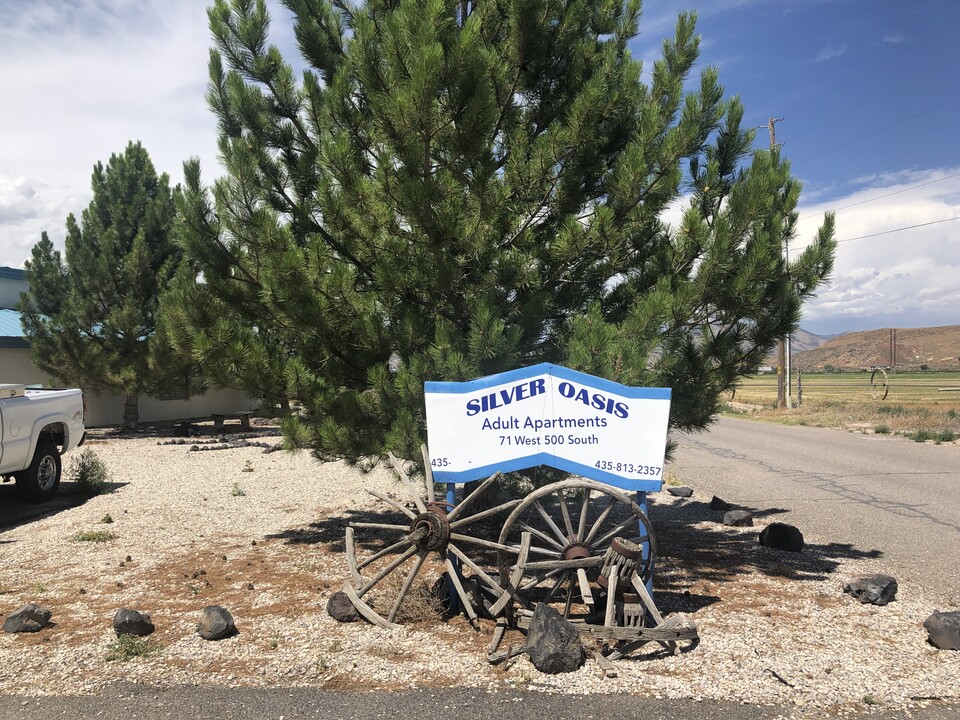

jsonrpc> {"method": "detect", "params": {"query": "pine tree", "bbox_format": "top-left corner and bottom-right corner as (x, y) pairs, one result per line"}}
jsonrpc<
(163, 0), (835, 461)
(19, 142), (192, 430)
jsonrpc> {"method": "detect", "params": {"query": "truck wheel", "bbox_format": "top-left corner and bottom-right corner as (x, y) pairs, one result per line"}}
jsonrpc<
(17, 439), (62, 503)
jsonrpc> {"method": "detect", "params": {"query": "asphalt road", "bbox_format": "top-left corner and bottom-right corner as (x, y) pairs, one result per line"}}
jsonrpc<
(668, 417), (960, 602)
(2, 684), (959, 720)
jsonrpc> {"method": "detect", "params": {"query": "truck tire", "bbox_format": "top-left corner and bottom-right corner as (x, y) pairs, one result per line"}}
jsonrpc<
(17, 439), (62, 503)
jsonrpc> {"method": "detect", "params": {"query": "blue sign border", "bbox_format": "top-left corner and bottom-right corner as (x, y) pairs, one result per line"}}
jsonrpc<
(425, 363), (670, 491)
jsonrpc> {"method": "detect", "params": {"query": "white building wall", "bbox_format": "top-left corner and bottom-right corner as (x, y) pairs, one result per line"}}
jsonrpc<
(0, 346), (256, 427)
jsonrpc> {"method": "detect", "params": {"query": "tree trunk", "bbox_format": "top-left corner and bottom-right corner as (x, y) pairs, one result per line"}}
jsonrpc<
(122, 392), (140, 432)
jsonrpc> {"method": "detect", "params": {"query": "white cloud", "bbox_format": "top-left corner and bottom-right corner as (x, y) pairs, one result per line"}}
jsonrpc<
(882, 32), (906, 44)
(795, 168), (960, 334)
(814, 45), (846, 62)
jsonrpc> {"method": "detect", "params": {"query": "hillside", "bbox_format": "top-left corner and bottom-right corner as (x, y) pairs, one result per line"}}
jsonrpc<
(792, 325), (960, 371)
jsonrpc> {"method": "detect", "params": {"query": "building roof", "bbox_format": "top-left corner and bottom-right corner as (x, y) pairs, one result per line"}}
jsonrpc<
(0, 266), (26, 281)
(0, 308), (29, 348)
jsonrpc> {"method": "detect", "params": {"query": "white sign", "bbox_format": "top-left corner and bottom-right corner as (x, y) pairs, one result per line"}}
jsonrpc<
(424, 364), (671, 491)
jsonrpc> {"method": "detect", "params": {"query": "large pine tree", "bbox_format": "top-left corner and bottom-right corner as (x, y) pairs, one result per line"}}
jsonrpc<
(20, 142), (191, 430)
(161, 0), (835, 461)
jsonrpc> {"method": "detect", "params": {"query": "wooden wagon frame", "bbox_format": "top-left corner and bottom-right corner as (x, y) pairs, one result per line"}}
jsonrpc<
(341, 446), (698, 663)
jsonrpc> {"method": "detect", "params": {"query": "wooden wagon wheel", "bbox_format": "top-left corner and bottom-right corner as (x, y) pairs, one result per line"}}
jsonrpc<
(496, 479), (656, 621)
(343, 448), (521, 630)
(871, 368), (889, 400)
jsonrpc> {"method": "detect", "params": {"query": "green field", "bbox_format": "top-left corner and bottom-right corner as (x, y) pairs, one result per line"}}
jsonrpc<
(724, 371), (960, 441)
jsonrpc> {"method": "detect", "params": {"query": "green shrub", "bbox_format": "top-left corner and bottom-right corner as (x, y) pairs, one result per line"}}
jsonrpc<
(231, 483), (246, 497)
(69, 449), (111, 497)
(72, 530), (114, 542)
(106, 634), (161, 662)
(905, 430), (933, 443)
(935, 430), (958, 443)
(874, 425), (890, 435)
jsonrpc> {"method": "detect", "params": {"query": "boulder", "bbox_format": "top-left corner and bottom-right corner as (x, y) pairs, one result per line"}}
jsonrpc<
(709, 496), (731, 511)
(3, 604), (52, 634)
(759, 522), (804, 552)
(722, 509), (754, 527)
(923, 610), (960, 650)
(842, 575), (898, 606)
(667, 486), (693, 498)
(524, 603), (584, 674)
(326, 591), (359, 623)
(113, 608), (155, 636)
(197, 605), (237, 640)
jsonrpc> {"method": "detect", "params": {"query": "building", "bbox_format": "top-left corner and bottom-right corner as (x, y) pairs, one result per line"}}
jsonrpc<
(0, 266), (255, 427)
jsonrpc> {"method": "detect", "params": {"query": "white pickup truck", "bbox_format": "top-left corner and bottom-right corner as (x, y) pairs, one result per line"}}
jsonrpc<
(0, 384), (86, 502)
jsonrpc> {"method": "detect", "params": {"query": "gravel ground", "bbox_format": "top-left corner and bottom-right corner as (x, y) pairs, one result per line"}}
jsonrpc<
(0, 423), (957, 715)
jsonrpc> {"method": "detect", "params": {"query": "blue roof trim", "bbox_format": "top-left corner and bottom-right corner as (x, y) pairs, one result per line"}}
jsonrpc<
(0, 337), (29, 349)
(425, 363), (672, 400)
(0, 266), (26, 281)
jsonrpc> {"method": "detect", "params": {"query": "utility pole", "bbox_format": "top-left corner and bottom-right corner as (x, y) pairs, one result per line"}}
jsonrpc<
(764, 117), (790, 410)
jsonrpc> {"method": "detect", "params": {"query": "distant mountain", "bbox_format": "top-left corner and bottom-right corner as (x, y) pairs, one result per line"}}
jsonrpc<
(790, 328), (829, 354)
(792, 325), (960, 371)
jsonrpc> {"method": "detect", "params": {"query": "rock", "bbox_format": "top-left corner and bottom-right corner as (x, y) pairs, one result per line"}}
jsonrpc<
(722, 509), (754, 527)
(843, 574), (898, 606)
(112, 609), (155, 636)
(709, 496), (731, 511)
(326, 591), (359, 623)
(524, 603), (585, 674)
(667, 486), (693, 498)
(923, 610), (960, 650)
(197, 605), (237, 640)
(3, 604), (52, 634)
(759, 522), (804, 552)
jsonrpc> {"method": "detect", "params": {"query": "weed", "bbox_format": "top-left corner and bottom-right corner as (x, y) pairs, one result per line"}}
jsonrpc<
(33, 582), (48, 593)
(948, 409), (958, 420)
(874, 425), (890, 435)
(935, 429), (958, 443)
(242, 460), (254, 473)
(69, 449), (111, 497)
(231, 483), (246, 497)
(101, 514), (114, 524)
(905, 430), (935, 443)
(268, 638), (279, 650)
(106, 634), (161, 662)
(327, 640), (342, 653)
(72, 530), (114, 543)
(876, 405), (907, 416)
(862, 695), (877, 706)
(316, 657), (330, 673)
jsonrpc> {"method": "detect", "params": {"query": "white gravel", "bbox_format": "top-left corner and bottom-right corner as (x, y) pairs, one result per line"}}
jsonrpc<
(0, 425), (957, 714)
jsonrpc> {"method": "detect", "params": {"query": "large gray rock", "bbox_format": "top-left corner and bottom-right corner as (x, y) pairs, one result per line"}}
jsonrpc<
(759, 522), (804, 552)
(923, 610), (960, 650)
(666, 486), (693, 498)
(3, 604), (52, 634)
(197, 605), (237, 640)
(524, 603), (584, 674)
(113, 609), (155, 636)
(709, 496), (731, 511)
(326, 591), (359, 623)
(843, 575), (898, 606)
(722, 509), (754, 527)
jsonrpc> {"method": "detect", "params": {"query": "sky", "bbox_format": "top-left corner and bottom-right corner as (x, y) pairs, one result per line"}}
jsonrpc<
(0, 0), (957, 336)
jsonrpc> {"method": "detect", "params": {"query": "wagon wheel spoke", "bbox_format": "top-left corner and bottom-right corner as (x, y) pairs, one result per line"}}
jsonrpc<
(576, 488), (591, 540)
(518, 521), (565, 551)
(387, 551), (429, 623)
(583, 496), (618, 545)
(420, 444), (436, 504)
(556, 490), (575, 539)
(533, 500), (570, 546)
(365, 489), (417, 520)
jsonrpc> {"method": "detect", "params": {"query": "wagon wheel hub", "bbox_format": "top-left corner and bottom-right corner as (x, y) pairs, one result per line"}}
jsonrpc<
(409, 508), (450, 551)
(560, 541), (593, 561)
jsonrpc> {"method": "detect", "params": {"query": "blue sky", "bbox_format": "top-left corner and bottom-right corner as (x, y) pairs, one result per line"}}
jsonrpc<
(1, 0), (957, 336)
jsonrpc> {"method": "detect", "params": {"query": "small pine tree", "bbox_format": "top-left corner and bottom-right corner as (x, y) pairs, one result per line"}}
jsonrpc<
(162, 0), (835, 461)
(20, 142), (196, 430)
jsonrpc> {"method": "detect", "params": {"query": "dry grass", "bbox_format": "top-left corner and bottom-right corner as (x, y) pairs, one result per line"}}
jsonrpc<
(725, 371), (960, 440)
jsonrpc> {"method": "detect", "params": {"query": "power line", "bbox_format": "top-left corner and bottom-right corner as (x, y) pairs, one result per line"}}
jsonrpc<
(799, 171), (960, 220)
(836, 216), (960, 244)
